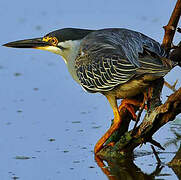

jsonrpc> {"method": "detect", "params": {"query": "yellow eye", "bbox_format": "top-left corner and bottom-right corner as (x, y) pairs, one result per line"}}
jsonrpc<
(50, 37), (58, 46)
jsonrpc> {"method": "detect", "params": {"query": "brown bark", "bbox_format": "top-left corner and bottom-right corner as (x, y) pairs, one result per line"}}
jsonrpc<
(162, 0), (181, 51)
(97, 80), (181, 158)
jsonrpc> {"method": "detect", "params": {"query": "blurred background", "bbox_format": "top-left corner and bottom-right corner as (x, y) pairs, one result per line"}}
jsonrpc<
(0, 0), (181, 179)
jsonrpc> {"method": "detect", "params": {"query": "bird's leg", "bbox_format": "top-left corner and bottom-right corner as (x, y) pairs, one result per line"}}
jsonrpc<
(94, 95), (121, 154)
(118, 99), (146, 121)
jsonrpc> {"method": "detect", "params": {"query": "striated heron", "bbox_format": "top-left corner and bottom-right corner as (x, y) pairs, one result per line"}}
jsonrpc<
(3, 28), (177, 154)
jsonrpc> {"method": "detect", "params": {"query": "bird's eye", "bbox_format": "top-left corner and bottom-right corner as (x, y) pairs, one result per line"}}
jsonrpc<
(50, 37), (58, 46)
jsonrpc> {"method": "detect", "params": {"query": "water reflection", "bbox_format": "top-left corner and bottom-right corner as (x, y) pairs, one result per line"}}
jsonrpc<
(95, 121), (181, 180)
(95, 155), (165, 180)
(170, 145), (181, 180)
(164, 121), (181, 149)
(167, 121), (181, 180)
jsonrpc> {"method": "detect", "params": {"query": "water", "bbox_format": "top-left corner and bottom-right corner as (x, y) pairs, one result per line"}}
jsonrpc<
(0, 0), (181, 179)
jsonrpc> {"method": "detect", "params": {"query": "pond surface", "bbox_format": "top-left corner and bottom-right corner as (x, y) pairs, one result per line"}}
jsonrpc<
(0, 0), (181, 179)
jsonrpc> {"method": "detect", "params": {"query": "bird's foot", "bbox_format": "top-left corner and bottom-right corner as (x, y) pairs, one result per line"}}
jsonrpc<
(118, 99), (145, 120)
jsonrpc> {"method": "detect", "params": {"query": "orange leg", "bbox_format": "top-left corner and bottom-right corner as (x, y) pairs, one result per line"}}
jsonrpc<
(144, 87), (153, 102)
(94, 95), (121, 154)
(94, 94), (148, 154)
(118, 99), (146, 120)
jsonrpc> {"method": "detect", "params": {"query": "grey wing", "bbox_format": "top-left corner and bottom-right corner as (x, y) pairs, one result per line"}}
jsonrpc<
(76, 54), (137, 92)
(75, 28), (172, 92)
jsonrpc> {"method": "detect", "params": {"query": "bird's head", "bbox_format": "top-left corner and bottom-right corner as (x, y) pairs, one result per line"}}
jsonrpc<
(3, 28), (93, 62)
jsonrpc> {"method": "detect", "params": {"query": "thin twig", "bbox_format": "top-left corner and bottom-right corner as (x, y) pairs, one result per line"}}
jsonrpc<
(132, 102), (145, 135)
(164, 80), (178, 92)
(151, 145), (161, 165)
(149, 139), (165, 150)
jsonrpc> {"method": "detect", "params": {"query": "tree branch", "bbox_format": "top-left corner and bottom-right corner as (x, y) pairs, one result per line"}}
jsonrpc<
(162, 0), (181, 51)
(96, 0), (181, 160)
(97, 78), (181, 158)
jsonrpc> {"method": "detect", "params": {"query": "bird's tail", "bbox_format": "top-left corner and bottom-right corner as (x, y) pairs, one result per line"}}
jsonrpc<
(169, 42), (181, 67)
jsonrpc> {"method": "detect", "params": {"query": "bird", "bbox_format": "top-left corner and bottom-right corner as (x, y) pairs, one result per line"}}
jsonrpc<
(3, 28), (176, 154)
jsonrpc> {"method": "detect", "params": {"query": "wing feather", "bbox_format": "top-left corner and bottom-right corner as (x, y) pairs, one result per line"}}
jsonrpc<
(75, 28), (173, 92)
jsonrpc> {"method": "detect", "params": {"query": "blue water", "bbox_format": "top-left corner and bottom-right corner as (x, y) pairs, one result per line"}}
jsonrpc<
(0, 0), (181, 179)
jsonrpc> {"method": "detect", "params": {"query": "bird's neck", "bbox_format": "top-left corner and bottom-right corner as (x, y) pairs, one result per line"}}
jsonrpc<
(60, 40), (81, 83)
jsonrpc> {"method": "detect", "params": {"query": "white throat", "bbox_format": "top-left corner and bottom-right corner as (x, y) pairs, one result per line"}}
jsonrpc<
(58, 40), (81, 63)
(58, 40), (81, 83)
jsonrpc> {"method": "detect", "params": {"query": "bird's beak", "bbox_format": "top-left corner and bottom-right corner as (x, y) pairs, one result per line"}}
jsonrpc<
(2, 38), (50, 49)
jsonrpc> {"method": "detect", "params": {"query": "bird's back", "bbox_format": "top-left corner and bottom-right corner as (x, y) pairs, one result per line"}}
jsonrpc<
(75, 28), (174, 93)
